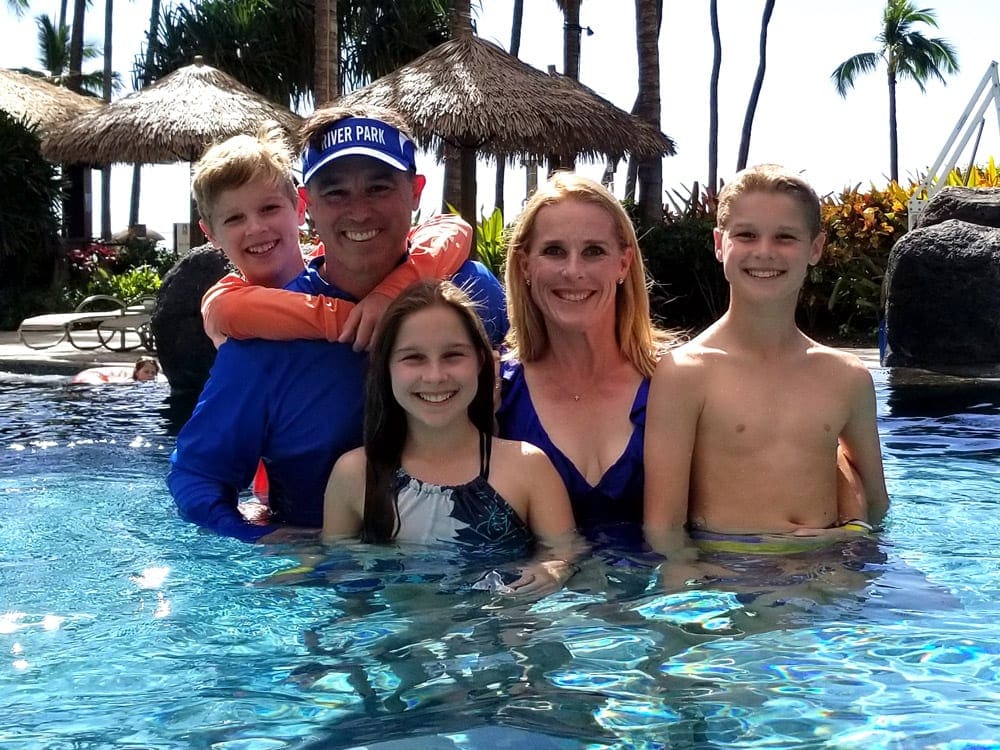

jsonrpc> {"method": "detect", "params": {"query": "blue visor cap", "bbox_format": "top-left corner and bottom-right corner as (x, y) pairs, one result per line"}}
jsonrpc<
(301, 117), (417, 184)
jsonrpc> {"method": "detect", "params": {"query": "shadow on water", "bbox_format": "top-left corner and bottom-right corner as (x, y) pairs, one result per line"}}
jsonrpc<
(884, 369), (1000, 418)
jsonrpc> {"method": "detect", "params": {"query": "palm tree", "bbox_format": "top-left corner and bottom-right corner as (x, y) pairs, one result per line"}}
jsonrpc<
(129, 0), (161, 227)
(100, 0), (113, 238)
(708, 0), (721, 195)
(832, 0), (958, 182)
(736, 0), (775, 171)
(634, 0), (663, 226)
(66, 0), (90, 239)
(555, 0), (583, 80)
(494, 0), (524, 214)
(552, 0), (584, 172)
(314, 0), (338, 105)
(441, 0), (473, 215)
(17, 14), (105, 93)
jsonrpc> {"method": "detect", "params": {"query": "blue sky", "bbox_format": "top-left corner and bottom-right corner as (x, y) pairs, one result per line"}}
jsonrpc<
(3, 0), (999, 246)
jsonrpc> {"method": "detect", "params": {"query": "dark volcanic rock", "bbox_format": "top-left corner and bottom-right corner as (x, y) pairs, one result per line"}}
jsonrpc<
(884, 219), (1000, 369)
(914, 186), (1000, 230)
(151, 245), (230, 418)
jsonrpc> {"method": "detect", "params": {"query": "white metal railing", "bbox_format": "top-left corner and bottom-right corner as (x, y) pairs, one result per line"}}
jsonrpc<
(908, 61), (1000, 229)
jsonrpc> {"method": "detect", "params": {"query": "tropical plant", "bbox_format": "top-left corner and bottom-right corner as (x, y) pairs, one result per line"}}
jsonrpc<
(473, 207), (507, 278)
(0, 112), (63, 292)
(340, 0), (450, 92)
(736, 0), (775, 170)
(831, 0), (959, 182)
(137, 0), (314, 108)
(15, 14), (108, 94)
(5, 0), (29, 16)
(85, 264), (161, 302)
(799, 182), (910, 340)
(635, 186), (726, 332)
(136, 0), (451, 109)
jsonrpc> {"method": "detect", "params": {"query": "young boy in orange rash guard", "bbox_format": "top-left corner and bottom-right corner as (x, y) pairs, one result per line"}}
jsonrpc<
(644, 164), (889, 556)
(192, 124), (470, 352)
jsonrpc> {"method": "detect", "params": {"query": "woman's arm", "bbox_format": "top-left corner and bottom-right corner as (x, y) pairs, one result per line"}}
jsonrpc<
(508, 446), (584, 596)
(643, 352), (701, 554)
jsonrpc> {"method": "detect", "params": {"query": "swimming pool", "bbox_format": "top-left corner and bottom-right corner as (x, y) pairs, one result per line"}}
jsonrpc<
(2, 367), (999, 749)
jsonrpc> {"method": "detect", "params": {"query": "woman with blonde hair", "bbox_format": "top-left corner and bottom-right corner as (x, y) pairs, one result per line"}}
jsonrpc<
(498, 172), (676, 539)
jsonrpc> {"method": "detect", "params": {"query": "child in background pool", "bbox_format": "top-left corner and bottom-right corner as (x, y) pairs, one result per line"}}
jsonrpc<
(132, 357), (159, 382)
(323, 280), (580, 596)
(644, 164), (889, 554)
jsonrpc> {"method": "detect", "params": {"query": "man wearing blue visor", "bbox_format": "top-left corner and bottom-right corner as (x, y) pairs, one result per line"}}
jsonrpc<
(169, 104), (508, 542)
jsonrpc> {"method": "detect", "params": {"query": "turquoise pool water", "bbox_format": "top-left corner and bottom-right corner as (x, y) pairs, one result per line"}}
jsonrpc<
(1, 368), (998, 749)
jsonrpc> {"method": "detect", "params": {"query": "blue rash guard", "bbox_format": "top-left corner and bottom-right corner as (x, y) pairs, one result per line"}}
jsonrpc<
(168, 256), (508, 542)
(496, 359), (649, 539)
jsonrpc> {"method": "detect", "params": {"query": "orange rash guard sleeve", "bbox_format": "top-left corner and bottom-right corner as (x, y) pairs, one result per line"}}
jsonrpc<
(200, 215), (473, 345)
(370, 213), (473, 298)
(201, 273), (355, 346)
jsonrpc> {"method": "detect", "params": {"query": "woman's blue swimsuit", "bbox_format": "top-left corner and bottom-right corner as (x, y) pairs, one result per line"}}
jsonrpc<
(497, 360), (649, 538)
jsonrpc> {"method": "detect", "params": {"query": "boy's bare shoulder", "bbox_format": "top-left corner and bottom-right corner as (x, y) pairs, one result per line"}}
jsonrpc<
(661, 326), (729, 367)
(805, 341), (874, 382)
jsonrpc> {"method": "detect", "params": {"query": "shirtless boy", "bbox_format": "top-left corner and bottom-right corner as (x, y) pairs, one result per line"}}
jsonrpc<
(644, 164), (889, 549)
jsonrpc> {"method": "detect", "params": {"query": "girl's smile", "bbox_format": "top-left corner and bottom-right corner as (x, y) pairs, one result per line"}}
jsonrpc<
(389, 305), (481, 428)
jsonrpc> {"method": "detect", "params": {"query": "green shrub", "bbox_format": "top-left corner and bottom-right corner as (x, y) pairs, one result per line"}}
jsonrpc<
(633, 187), (726, 333)
(0, 112), (63, 305)
(799, 182), (910, 341)
(475, 206), (507, 278)
(85, 264), (162, 303)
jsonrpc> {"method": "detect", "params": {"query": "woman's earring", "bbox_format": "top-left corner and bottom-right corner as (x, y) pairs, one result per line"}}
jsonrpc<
(526, 279), (531, 287)
(617, 278), (624, 285)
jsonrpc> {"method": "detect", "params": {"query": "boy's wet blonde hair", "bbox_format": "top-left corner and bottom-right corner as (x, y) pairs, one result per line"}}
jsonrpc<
(192, 121), (298, 228)
(716, 164), (822, 239)
(504, 171), (675, 378)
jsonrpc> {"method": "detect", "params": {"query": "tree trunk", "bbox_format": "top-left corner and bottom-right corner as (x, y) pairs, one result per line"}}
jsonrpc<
(557, 0), (582, 172)
(888, 71), (899, 182)
(130, 0), (160, 229)
(634, 0), (663, 226)
(100, 0), (113, 240)
(443, 0), (473, 228)
(314, 0), (338, 105)
(736, 0), (775, 171)
(66, 0), (89, 241)
(494, 0), (524, 214)
(708, 0), (721, 196)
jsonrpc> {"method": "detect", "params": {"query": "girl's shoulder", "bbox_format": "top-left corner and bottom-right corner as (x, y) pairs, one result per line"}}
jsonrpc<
(489, 437), (553, 475)
(331, 446), (367, 476)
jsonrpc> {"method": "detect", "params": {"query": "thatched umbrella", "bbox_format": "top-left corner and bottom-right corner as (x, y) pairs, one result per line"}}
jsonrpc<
(41, 58), (302, 243)
(338, 35), (676, 222)
(0, 68), (103, 133)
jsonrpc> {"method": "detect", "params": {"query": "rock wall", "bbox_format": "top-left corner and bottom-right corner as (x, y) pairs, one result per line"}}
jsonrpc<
(150, 245), (230, 425)
(884, 187), (1000, 372)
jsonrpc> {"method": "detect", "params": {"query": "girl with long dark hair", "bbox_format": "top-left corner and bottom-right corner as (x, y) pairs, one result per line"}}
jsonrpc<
(323, 280), (579, 595)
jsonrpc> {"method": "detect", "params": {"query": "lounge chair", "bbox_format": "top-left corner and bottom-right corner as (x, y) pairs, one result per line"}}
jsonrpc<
(17, 294), (128, 350)
(96, 296), (158, 353)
